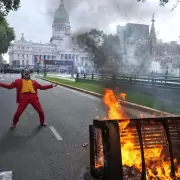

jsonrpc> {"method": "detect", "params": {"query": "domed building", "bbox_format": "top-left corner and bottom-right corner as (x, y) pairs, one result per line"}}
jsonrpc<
(50, 0), (71, 47)
(54, 1), (69, 23)
(8, 0), (95, 73)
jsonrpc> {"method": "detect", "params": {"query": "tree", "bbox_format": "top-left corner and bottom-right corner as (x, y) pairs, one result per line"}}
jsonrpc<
(75, 29), (122, 69)
(137, 0), (169, 6)
(0, 0), (18, 58)
(137, 0), (180, 9)
(0, 16), (15, 54)
(75, 29), (105, 68)
(0, 0), (20, 16)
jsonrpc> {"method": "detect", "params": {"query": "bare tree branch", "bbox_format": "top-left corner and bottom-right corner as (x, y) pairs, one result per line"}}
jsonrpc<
(0, 0), (20, 16)
(137, 0), (179, 11)
(137, 0), (169, 6)
(171, 0), (180, 11)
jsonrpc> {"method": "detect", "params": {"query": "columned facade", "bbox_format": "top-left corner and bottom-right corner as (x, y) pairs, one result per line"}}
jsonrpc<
(8, 0), (95, 73)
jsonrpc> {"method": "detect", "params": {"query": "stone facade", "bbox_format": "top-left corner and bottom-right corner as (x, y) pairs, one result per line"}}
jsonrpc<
(8, 0), (95, 73)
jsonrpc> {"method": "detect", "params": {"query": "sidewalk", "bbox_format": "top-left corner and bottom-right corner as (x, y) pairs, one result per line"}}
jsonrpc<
(38, 73), (76, 81)
(125, 106), (154, 118)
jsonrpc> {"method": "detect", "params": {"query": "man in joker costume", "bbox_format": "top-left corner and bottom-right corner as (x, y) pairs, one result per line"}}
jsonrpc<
(0, 69), (57, 128)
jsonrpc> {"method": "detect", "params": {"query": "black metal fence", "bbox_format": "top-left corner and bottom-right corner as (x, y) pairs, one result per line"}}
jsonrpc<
(76, 73), (180, 89)
(89, 116), (180, 180)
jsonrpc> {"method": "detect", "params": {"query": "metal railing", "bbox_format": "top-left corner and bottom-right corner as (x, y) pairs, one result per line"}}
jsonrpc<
(76, 73), (180, 89)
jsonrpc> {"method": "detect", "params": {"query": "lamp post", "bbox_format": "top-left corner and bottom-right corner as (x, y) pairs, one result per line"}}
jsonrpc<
(71, 48), (75, 78)
(44, 59), (47, 77)
(37, 62), (40, 76)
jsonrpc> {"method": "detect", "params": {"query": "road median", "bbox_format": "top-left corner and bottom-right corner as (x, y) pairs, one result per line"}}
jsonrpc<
(37, 76), (174, 117)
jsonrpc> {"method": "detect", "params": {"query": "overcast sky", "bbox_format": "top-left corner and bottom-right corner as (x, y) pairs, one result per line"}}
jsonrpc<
(3, 0), (180, 61)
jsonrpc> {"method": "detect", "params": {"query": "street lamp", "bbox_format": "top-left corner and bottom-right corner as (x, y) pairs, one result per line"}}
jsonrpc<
(71, 48), (75, 77)
(44, 59), (47, 77)
(37, 62), (40, 76)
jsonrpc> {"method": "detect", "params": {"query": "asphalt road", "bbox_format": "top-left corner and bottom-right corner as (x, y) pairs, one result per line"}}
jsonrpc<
(0, 74), (107, 180)
(0, 74), (154, 180)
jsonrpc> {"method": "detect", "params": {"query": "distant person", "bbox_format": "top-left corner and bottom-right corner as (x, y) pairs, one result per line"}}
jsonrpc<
(30, 69), (33, 74)
(0, 68), (57, 129)
(37, 69), (39, 76)
(165, 70), (168, 79)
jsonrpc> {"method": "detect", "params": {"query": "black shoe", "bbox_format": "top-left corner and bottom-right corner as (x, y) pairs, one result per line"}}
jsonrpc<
(11, 124), (16, 129)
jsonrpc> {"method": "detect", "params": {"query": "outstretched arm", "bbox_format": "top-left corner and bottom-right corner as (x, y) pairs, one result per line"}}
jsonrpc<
(35, 81), (56, 90)
(0, 82), (16, 89)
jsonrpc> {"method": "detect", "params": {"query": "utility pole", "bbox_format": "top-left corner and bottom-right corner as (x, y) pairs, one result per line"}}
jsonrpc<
(37, 62), (40, 76)
(44, 59), (47, 77)
(71, 48), (75, 77)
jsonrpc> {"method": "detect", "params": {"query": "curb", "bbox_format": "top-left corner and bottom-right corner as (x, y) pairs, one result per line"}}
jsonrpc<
(38, 77), (102, 98)
(37, 76), (175, 117)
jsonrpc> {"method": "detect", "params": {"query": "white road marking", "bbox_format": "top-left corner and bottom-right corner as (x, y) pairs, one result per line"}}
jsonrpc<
(49, 126), (63, 140)
(0, 171), (12, 180)
(0, 79), (4, 80)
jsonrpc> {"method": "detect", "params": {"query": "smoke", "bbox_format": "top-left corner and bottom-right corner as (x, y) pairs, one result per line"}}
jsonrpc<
(149, 61), (180, 76)
(71, 27), (91, 43)
(45, 0), (169, 33)
(44, 0), (175, 76)
(125, 38), (138, 65)
(150, 61), (162, 73)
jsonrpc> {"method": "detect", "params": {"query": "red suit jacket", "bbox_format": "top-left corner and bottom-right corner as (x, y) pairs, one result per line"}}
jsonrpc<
(0, 79), (53, 103)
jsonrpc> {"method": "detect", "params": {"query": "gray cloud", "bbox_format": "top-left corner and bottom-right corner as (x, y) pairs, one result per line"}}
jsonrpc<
(46, 0), (170, 33)
(6, 0), (177, 44)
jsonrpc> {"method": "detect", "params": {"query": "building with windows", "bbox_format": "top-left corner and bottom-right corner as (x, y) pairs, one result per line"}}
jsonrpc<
(116, 13), (180, 75)
(117, 23), (149, 51)
(8, 0), (95, 73)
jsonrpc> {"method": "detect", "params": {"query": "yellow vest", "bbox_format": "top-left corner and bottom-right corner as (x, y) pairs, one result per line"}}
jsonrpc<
(21, 79), (36, 93)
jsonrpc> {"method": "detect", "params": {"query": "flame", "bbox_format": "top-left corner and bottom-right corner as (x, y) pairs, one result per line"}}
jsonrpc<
(103, 88), (180, 179)
(120, 93), (126, 101)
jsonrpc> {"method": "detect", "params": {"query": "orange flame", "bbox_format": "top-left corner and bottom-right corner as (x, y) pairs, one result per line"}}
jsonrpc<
(103, 88), (180, 179)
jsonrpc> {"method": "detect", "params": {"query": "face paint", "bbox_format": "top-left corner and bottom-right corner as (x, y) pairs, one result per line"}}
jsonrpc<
(22, 69), (30, 79)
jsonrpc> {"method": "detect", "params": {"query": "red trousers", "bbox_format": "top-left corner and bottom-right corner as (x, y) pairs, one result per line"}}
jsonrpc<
(13, 93), (45, 125)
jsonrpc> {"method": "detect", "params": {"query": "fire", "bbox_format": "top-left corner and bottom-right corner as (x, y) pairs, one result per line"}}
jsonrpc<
(103, 88), (180, 179)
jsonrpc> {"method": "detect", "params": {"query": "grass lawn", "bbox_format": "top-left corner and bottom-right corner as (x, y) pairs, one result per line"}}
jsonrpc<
(125, 92), (174, 113)
(41, 76), (104, 94)
(40, 76), (174, 113)
(126, 92), (155, 108)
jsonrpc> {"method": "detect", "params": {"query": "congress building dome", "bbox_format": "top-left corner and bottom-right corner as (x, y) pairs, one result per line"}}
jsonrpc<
(54, 0), (69, 23)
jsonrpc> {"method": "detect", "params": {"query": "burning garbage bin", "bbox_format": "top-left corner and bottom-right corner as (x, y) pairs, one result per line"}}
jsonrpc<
(89, 117), (180, 180)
